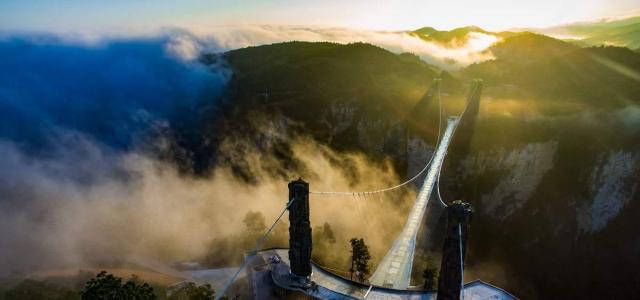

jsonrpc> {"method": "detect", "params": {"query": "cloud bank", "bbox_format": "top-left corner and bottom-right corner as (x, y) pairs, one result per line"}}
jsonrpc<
(0, 34), (229, 152)
(0, 33), (231, 273)
(0, 122), (412, 276)
(0, 32), (414, 276)
(3, 24), (499, 71)
(190, 25), (498, 69)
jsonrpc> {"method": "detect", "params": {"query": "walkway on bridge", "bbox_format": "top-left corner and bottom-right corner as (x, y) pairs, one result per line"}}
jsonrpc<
(369, 79), (482, 289)
(369, 117), (459, 289)
(214, 79), (501, 300)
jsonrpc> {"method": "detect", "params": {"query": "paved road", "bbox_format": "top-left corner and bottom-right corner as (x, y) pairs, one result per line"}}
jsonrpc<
(255, 249), (516, 300)
(369, 117), (460, 289)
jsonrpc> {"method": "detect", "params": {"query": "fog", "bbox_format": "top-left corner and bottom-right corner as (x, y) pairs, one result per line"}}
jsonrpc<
(2, 24), (500, 73)
(187, 25), (498, 69)
(0, 32), (416, 276)
(0, 131), (417, 275)
(0, 34), (229, 151)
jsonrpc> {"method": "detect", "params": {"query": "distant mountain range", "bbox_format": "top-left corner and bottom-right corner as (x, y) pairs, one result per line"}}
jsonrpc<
(464, 33), (640, 103)
(406, 16), (640, 104)
(537, 15), (640, 50)
(410, 15), (640, 51)
(411, 25), (519, 43)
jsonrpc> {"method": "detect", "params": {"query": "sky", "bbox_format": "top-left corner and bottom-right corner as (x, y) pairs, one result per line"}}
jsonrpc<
(1, 0), (639, 34)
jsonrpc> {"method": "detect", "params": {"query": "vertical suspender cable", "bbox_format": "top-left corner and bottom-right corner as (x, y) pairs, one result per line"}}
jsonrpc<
(459, 223), (464, 300)
(309, 79), (444, 196)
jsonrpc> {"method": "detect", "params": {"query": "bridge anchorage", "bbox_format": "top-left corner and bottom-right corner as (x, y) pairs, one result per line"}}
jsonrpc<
(216, 79), (517, 300)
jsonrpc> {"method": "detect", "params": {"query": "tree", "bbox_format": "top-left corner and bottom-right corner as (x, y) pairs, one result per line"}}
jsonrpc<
(422, 264), (439, 290)
(4, 279), (79, 300)
(313, 222), (336, 247)
(349, 238), (371, 282)
(243, 211), (266, 235)
(322, 222), (336, 244)
(168, 282), (214, 300)
(80, 271), (155, 300)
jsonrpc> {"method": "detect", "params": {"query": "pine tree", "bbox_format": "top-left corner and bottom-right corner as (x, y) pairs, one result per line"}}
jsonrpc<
(349, 238), (371, 282)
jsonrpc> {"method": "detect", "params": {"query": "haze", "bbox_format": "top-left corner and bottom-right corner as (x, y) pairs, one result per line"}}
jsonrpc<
(2, 0), (640, 33)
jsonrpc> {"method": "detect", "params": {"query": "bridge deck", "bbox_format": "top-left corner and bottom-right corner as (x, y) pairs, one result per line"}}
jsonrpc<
(249, 248), (515, 299)
(369, 117), (460, 289)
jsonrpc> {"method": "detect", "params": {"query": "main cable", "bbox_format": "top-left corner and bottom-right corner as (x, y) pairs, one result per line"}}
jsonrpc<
(310, 79), (444, 196)
(436, 79), (481, 207)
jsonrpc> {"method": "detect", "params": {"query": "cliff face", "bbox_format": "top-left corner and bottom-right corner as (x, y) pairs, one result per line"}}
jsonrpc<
(316, 99), (640, 299)
(193, 41), (640, 299)
(305, 99), (640, 299)
(578, 151), (639, 233)
(320, 101), (357, 144)
(439, 134), (640, 298)
(212, 100), (640, 299)
(447, 144), (640, 237)
(213, 92), (640, 299)
(455, 141), (558, 219)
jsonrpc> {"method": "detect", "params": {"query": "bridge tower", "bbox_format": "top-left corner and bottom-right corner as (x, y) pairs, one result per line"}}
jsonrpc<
(437, 200), (472, 300)
(288, 178), (312, 278)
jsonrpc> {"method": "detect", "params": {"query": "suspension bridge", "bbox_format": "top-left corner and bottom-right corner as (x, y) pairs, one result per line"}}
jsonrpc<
(210, 79), (516, 300)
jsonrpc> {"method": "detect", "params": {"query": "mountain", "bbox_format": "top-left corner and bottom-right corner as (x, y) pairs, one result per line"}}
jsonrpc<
(463, 33), (640, 104)
(188, 42), (454, 177)
(411, 17), (640, 50)
(412, 26), (490, 42)
(221, 41), (441, 120)
(538, 15), (640, 49)
(413, 26), (438, 36)
(410, 26), (524, 44)
(178, 38), (640, 299)
(218, 41), (451, 141)
(488, 32), (579, 63)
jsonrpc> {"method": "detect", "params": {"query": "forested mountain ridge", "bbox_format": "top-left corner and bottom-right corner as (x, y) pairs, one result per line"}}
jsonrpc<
(192, 36), (640, 299)
(463, 33), (640, 104)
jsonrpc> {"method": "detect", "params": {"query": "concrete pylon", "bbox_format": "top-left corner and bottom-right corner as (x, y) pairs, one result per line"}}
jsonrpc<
(288, 178), (312, 278)
(437, 201), (473, 300)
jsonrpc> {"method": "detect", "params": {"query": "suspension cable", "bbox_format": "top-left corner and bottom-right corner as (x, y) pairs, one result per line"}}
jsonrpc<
(436, 79), (481, 207)
(435, 82), (448, 207)
(215, 198), (296, 300)
(450, 79), (481, 138)
(310, 78), (443, 196)
(214, 80), (480, 299)
(459, 223), (465, 300)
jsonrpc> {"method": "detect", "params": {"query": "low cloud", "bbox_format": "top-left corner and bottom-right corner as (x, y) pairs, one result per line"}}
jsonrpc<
(0, 129), (415, 275)
(3, 24), (499, 71)
(189, 25), (498, 69)
(0, 32), (416, 276)
(0, 33), (230, 151)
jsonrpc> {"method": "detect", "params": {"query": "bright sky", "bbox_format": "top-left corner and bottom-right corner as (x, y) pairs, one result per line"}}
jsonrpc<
(1, 0), (639, 33)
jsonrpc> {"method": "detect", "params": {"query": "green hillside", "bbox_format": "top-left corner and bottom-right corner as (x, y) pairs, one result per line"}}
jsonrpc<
(188, 42), (458, 176)
(411, 26), (526, 44)
(490, 32), (579, 62)
(219, 41), (449, 125)
(542, 15), (640, 49)
(412, 26), (490, 42)
(463, 33), (640, 104)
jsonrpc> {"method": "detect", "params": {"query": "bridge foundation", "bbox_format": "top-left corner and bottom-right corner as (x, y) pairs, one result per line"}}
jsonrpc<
(437, 200), (472, 300)
(288, 178), (312, 279)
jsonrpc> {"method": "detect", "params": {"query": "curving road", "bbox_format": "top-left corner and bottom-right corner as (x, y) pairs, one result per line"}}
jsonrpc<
(254, 249), (516, 300)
